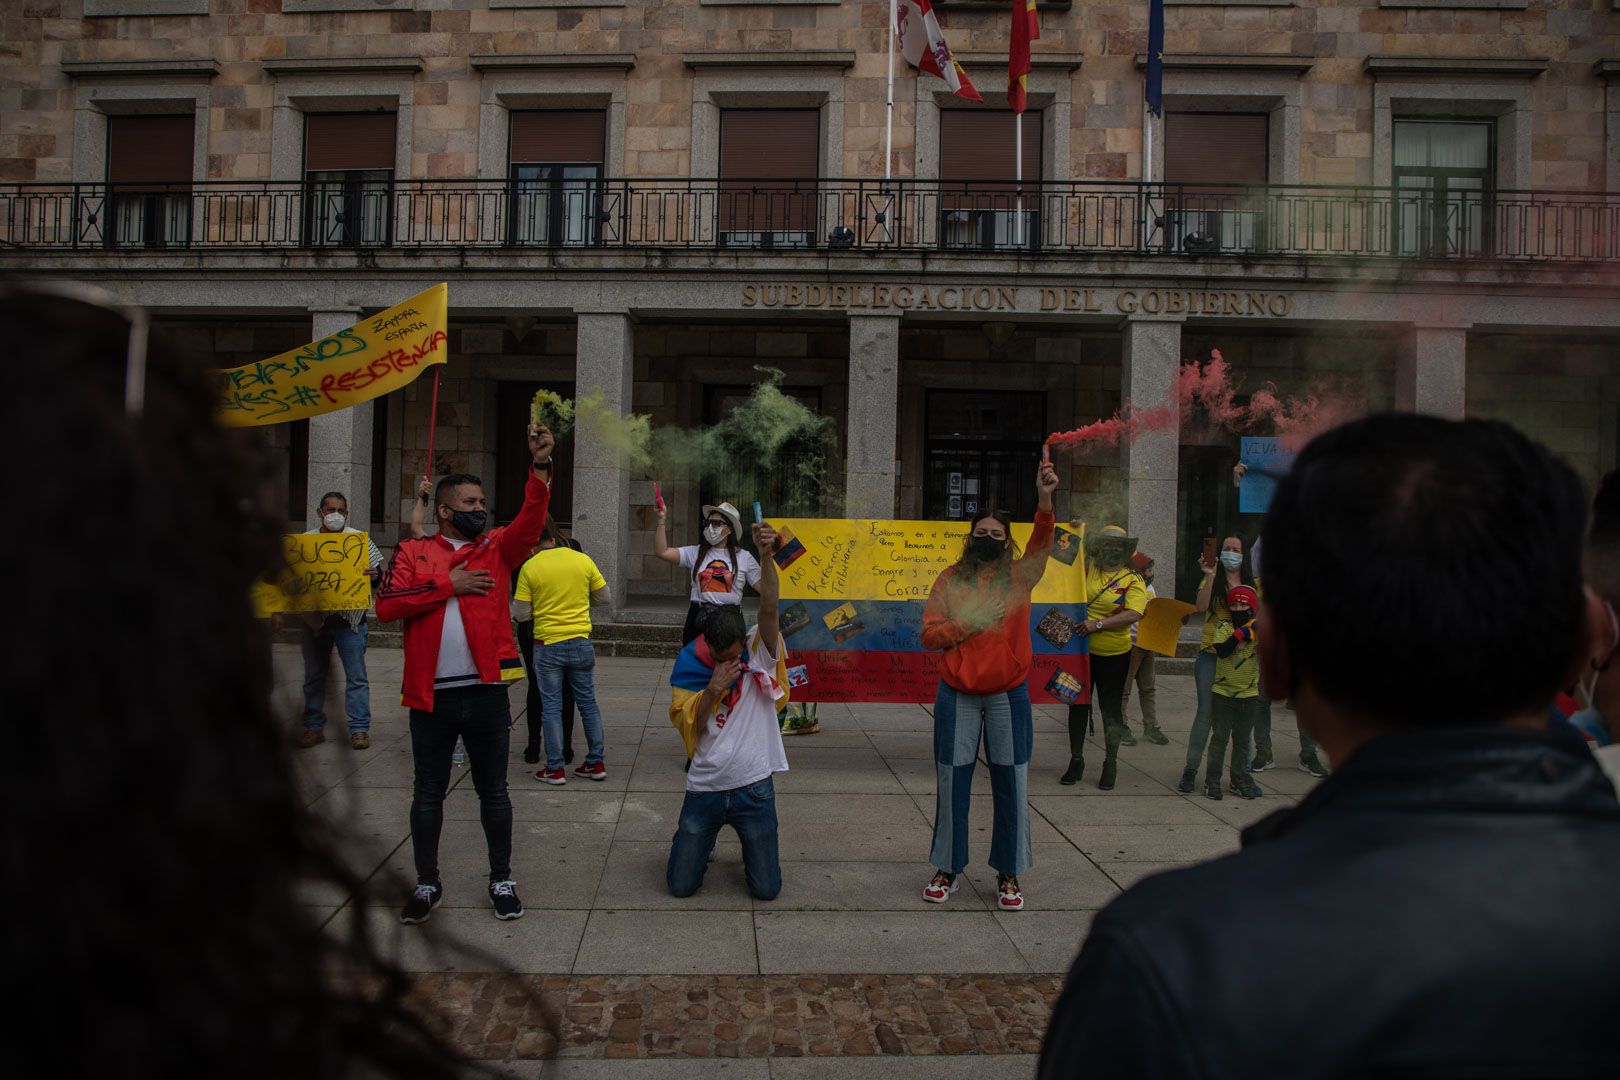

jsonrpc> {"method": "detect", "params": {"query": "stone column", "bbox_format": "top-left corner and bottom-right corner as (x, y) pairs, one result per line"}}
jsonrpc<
(1121, 317), (1182, 570)
(846, 314), (902, 519)
(305, 307), (371, 531)
(1397, 325), (1468, 419)
(573, 311), (634, 611)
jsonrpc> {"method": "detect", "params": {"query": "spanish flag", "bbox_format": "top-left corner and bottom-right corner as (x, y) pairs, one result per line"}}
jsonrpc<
(1009, 0), (1040, 114)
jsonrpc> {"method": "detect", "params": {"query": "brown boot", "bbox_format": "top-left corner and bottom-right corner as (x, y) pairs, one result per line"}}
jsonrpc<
(297, 729), (325, 749)
(350, 731), (371, 750)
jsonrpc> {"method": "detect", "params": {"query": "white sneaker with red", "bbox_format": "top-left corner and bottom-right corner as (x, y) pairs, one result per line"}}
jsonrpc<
(573, 762), (607, 781)
(996, 874), (1025, 911)
(535, 767), (567, 786)
(922, 870), (958, 904)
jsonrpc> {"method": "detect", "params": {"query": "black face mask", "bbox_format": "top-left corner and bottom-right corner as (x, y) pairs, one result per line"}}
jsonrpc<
(969, 535), (1006, 562)
(450, 508), (489, 539)
(1232, 609), (1254, 626)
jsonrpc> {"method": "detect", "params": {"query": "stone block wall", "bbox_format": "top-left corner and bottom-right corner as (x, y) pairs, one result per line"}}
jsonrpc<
(1466, 331), (1620, 488)
(3, 0), (1612, 189)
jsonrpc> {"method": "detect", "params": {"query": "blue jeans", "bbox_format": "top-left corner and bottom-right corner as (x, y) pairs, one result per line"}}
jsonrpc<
(932, 681), (1032, 877)
(1184, 651), (1216, 772)
(666, 776), (782, 900)
(535, 637), (605, 771)
(300, 620), (370, 733)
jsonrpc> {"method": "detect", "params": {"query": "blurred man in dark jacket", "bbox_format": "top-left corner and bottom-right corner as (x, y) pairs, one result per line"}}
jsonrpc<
(1040, 414), (1620, 1080)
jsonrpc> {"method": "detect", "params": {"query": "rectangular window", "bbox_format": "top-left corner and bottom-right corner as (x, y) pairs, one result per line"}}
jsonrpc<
(718, 108), (819, 249)
(508, 110), (606, 248)
(106, 114), (193, 248)
(1163, 112), (1268, 255)
(938, 110), (1042, 251)
(303, 112), (397, 248)
(1393, 119), (1493, 257)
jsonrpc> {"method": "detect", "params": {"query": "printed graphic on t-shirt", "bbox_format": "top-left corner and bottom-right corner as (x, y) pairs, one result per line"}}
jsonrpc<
(698, 558), (737, 595)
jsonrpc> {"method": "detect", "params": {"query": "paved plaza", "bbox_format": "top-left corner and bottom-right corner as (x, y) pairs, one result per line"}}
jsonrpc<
(286, 645), (1321, 1075)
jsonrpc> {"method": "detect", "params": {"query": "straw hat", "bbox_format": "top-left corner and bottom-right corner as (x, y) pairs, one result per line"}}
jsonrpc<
(701, 502), (743, 540)
(1085, 523), (1139, 556)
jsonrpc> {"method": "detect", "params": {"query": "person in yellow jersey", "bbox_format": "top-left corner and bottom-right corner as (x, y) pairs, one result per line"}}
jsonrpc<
(512, 518), (613, 784)
(1203, 584), (1264, 801)
(1063, 524), (1148, 790)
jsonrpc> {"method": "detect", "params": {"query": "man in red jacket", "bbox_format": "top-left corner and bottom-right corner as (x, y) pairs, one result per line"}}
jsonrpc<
(378, 422), (554, 925)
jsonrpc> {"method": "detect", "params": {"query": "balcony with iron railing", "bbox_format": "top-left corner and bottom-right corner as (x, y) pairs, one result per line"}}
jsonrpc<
(3, 177), (1618, 263)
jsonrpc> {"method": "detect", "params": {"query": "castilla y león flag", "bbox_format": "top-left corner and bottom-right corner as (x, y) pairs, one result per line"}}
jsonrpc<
(896, 0), (981, 102)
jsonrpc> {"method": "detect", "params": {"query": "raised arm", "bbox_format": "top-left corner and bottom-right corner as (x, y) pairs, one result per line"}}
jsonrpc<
(1192, 556), (1218, 613)
(752, 523), (780, 653)
(494, 423), (555, 568)
(1014, 459), (1060, 587)
(408, 476), (431, 540)
(653, 505), (682, 565)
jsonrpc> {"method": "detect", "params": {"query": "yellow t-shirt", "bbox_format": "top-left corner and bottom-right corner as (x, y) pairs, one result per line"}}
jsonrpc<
(1199, 576), (1263, 651)
(514, 547), (607, 644)
(1084, 564), (1148, 658)
(1211, 621), (1260, 699)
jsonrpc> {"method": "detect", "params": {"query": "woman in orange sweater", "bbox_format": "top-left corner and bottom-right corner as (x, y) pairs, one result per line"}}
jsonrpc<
(919, 460), (1058, 912)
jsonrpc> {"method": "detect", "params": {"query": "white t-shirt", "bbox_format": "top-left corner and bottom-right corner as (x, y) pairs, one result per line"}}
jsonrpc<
(685, 626), (790, 793)
(677, 545), (762, 605)
(435, 537), (482, 690)
(1130, 583), (1157, 646)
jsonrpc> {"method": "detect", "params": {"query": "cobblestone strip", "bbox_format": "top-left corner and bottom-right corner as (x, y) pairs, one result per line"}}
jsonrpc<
(412, 973), (1063, 1060)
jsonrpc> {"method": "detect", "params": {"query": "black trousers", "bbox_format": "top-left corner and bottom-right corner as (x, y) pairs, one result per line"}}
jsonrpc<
(1207, 693), (1259, 786)
(409, 684), (512, 884)
(517, 621), (576, 758)
(1066, 650), (1134, 760)
(681, 601), (703, 646)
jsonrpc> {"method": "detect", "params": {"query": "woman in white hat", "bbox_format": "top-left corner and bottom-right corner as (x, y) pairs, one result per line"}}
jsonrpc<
(654, 500), (763, 645)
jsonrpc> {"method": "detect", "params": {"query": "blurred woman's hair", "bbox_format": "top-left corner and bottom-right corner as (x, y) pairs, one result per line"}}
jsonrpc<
(0, 284), (469, 1076)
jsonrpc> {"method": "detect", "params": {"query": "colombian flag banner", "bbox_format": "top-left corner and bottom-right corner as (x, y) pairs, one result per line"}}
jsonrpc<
(770, 519), (1090, 705)
(218, 283), (448, 427)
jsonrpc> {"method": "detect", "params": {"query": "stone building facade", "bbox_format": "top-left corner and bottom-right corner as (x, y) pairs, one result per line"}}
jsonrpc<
(3, 0), (1619, 610)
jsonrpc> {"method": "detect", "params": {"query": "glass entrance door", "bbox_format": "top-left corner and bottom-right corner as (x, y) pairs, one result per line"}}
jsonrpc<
(923, 390), (1045, 522)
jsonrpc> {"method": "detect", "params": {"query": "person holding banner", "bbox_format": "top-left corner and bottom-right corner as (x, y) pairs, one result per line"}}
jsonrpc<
(920, 460), (1059, 913)
(377, 423), (555, 926)
(1067, 526), (1149, 791)
(653, 501), (762, 646)
(295, 491), (384, 751)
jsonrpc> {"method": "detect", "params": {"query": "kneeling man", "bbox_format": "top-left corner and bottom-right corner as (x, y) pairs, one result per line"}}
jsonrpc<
(666, 523), (789, 901)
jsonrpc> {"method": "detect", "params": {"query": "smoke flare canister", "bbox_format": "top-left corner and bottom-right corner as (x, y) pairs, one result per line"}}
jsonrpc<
(753, 501), (763, 524)
(654, 481), (664, 511)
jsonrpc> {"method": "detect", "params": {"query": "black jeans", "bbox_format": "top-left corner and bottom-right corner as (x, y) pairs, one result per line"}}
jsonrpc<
(409, 684), (513, 884)
(681, 601), (703, 646)
(518, 621), (576, 758)
(1207, 693), (1259, 786)
(1067, 650), (1133, 761)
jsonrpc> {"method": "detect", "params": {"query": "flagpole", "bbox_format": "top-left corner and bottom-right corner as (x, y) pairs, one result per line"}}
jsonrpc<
(1014, 111), (1024, 248)
(1144, 105), (1153, 184)
(885, 0), (896, 184)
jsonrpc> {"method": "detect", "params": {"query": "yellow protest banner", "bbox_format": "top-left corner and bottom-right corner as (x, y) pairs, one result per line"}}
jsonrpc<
(219, 283), (448, 427)
(1134, 597), (1197, 657)
(252, 532), (375, 616)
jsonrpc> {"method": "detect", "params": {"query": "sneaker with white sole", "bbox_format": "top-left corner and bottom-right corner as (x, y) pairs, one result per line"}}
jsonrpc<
(400, 881), (442, 925)
(489, 879), (524, 920)
(922, 870), (958, 904)
(535, 767), (567, 785)
(573, 762), (607, 781)
(996, 874), (1025, 912)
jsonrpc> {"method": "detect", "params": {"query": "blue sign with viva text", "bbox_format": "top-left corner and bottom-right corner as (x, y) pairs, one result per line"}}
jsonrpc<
(1239, 437), (1295, 513)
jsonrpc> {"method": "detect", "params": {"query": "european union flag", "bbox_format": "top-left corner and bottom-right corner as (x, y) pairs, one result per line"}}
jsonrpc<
(1146, 0), (1165, 117)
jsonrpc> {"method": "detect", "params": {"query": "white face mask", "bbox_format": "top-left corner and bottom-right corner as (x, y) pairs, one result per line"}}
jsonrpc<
(321, 511), (346, 531)
(703, 524), (728, 546)
(1572, 600), (1620, 745)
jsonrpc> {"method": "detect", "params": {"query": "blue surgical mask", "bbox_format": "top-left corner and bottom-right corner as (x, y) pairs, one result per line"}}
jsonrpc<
(1219, 551), (1243, 571)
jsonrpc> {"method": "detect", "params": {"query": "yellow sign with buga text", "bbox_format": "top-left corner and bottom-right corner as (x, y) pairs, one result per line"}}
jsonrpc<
(219, 283), (448, 427)
(252, 532), (375, 616)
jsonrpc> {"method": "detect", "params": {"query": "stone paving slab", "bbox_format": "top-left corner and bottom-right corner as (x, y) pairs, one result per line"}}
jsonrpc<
(282, 643), (1323, 1063)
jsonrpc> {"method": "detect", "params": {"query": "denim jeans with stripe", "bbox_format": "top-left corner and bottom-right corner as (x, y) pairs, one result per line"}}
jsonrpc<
(931, 681), (1033, 878)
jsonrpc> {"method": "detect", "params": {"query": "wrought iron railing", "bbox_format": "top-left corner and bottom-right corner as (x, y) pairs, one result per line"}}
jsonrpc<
(3, 178), (1617, 262)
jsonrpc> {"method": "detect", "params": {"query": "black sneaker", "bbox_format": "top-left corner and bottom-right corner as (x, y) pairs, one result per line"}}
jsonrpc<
(489, 879), (524, 920)
(1300, 753), (1328, 778)
(1177, 766), (1196, 794)
(1144, 726), (1171, 746)
(1203, 779), (1223, 801)
(522, 744), (541, 765)
(1251, 749), (1274, 772)
(1235, 778), (1264, 800)
(1118, 728), (1139, 747)
(401, 881), (442, 925)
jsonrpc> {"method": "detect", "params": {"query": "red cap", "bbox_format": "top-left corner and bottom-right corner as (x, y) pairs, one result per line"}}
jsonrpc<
(1227, 585), (1258, 610)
